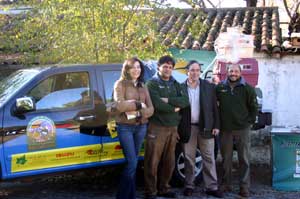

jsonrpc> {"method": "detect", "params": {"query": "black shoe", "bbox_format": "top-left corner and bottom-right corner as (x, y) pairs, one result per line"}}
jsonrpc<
(144, 195), (157, 199)
(183, 188), (193, 196)
(220, 184), (232, 193)
(239, 187), (250, 198)
(205, 189), (224, 198)
(157, 191), (177, 198)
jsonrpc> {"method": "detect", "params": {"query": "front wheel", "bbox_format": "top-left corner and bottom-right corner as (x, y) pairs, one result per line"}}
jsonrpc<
(172, 144), (203, 185)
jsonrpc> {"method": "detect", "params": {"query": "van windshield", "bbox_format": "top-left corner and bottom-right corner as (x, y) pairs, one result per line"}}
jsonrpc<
(0, 69), (40, 106)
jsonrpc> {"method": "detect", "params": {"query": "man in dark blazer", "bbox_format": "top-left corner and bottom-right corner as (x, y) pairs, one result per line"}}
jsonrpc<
(180, 60), (223, 198)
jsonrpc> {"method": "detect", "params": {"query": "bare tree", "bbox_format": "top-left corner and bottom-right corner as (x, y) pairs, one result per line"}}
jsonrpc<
(206, 0), (216, 7)
(283, 0), (300, 19)
(246, 0), (257, 7)
(282, 0), (300, 35)
(284, 0), (292, 18)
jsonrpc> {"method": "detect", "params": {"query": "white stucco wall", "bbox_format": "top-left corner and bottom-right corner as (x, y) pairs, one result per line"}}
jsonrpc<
(255, 54), (300, 127)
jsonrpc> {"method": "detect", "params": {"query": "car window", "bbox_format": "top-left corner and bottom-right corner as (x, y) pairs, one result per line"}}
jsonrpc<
(102, 71), (120, 102)
(27, 72), (91, 110)
(0, 69), (40, 106)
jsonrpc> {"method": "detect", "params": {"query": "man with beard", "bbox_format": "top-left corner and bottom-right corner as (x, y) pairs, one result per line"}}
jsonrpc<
(216, 64), (258, 198)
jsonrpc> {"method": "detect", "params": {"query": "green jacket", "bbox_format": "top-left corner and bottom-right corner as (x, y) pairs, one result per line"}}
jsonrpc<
(216, 77), (258, 131)
(146, 73), (189, 127)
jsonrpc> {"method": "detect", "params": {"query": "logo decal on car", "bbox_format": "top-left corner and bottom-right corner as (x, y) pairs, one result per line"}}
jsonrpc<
(16, 155), (27, 165)
(27, 116), (56, 151)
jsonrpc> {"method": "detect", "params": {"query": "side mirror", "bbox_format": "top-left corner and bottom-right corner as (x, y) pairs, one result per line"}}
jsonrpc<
(252, 111), (272, 130)
(15, 97), (36, 114)
(204, 70), (213, 81)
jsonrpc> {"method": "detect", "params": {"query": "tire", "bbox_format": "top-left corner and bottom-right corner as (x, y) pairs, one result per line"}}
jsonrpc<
(172, 144), (203, 186)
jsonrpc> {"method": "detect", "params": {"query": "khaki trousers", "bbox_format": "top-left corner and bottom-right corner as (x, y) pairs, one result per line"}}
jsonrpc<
(183, 125), (218, 190)
(144, 122), (178, 196)
(220, 127), (251, 189)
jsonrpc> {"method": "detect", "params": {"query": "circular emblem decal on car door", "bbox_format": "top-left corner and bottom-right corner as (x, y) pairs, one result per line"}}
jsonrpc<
(26, 116), (56, 151)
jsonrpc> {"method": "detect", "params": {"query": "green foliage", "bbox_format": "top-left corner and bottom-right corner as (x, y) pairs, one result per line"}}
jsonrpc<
(10, 0), (169, 64)
(189, 10), (208, 39)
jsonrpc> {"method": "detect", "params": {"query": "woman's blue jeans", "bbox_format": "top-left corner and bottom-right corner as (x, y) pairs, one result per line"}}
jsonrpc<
(116, 123), (147, 199)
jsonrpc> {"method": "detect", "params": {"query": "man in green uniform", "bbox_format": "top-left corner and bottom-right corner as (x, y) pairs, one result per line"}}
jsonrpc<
(216, 64), (258, 198)
(144, 55), (189, 199)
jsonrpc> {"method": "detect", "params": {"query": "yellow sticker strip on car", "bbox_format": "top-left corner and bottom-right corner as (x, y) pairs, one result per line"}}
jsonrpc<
(11, 141), (140, 173)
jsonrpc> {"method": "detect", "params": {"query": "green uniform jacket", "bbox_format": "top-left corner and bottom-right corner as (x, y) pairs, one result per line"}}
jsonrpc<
(146, 73), (189, 127)
(216, 77), (258, 131)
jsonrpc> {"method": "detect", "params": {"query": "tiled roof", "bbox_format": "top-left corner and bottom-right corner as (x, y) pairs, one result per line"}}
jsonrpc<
(157, 7), (281, 54)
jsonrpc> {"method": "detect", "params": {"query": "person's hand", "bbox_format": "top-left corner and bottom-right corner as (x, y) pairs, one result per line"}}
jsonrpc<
(141, 102), (147, 109)
(212, 128), (220, 136)
(174, 107), (180, 112)
(161, 98), (168, 103)
(106, 102), (117, 112)
(176, 133), (180, 142)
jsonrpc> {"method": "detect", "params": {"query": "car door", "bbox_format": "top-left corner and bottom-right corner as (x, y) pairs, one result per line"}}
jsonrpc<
(2, 67), (107, 179)
(95, 66), (124, 163)
(96, 65), (146, 164)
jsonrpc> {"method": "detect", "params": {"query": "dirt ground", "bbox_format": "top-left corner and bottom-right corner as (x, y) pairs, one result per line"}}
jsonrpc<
(0, 161), (300, 199)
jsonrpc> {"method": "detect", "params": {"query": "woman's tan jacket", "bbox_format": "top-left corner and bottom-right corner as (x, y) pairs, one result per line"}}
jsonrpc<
(113, 79), (154, 125)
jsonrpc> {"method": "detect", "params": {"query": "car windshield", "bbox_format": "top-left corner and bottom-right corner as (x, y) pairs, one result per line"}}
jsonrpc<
(0, 69), (40, 106)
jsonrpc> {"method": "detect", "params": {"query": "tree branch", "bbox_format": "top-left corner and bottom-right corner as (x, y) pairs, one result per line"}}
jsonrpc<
(199, 0), (206, 8)
(291, 1), (300, 17)
(206, 0), (216, 8)
(283, 0), (292, 19)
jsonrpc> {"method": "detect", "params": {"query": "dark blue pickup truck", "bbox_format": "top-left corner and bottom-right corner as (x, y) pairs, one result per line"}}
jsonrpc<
(0, 64), (196, 183)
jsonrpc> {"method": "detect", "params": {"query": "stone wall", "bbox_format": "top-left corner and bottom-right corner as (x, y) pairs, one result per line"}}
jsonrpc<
(250, 128), (271, 164)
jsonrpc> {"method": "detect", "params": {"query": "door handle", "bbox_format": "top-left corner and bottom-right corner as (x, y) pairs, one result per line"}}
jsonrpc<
(77, 115), (95, 121)
(5, 131), (17, 136)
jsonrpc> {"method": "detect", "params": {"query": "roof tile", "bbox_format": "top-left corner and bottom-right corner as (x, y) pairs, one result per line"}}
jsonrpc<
(158, 7), (282, 54)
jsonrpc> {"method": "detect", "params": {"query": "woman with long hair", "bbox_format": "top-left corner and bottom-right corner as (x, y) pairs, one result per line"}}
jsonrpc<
(113, 57), (154, 199)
